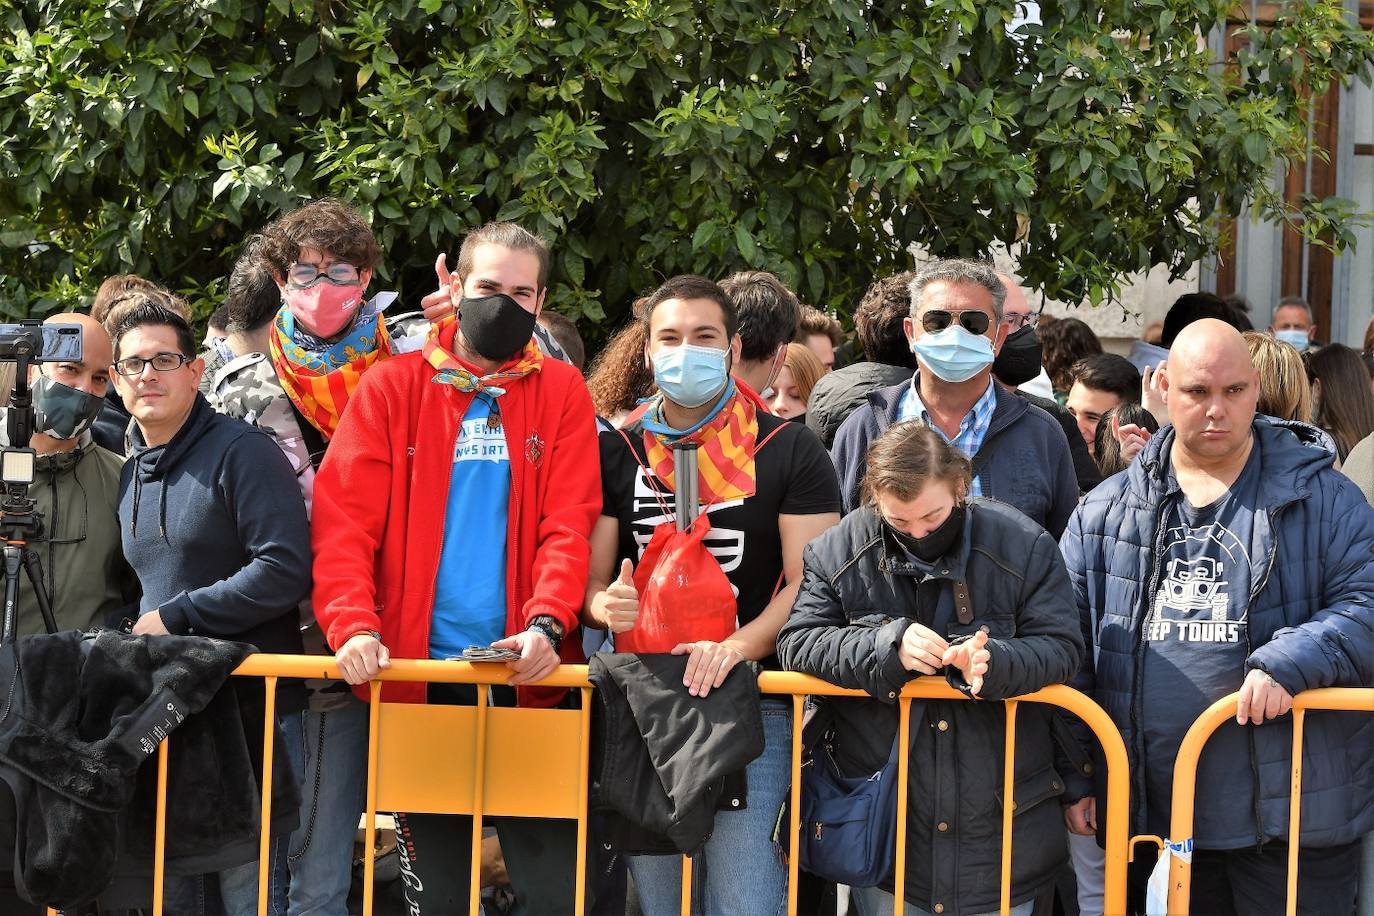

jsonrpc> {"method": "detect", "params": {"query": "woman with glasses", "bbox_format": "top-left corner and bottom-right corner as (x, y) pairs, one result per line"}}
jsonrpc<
(779, 421), (1084, 916)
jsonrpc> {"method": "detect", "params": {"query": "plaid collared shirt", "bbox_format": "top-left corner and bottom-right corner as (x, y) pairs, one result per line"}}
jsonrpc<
(898, 375), (997, 497)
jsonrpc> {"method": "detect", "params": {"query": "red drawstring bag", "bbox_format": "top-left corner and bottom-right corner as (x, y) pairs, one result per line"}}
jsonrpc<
(617, 511), (736, 653)
(613, 423), (787, 653)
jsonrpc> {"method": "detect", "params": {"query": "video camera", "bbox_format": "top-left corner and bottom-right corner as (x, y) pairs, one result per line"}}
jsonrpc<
(0, 319), (85, 644)
(0, 321), (84, 490)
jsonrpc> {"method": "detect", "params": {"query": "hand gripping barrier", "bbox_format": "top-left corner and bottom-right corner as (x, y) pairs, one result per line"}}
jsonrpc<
(1162, 687), (1374, 915)
(46, 655), (1132, 916)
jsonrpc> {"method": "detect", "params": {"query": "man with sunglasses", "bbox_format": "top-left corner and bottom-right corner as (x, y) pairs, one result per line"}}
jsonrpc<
(114, 300), (310, 916)
(831, 259), (1078, 539)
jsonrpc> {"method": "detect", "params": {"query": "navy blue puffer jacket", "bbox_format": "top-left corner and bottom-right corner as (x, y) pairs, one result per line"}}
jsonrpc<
(1061, 417), (1374, 848)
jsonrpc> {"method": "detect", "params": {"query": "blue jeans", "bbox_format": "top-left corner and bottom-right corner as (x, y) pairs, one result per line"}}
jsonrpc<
(165, 711), (304, 916)
(628, 700), (792, 916)
(286, 699), (369, 916)
(852, 886), (1034, 916)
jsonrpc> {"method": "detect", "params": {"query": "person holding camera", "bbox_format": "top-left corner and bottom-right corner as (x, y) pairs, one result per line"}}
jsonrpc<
(8, 313), (136, 637)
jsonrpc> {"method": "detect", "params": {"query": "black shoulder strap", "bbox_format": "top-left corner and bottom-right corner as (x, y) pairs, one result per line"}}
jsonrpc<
(286, 398), (329, 471)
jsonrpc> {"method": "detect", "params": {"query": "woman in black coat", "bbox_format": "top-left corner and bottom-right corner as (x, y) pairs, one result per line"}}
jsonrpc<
(777, 421), (1085, 916)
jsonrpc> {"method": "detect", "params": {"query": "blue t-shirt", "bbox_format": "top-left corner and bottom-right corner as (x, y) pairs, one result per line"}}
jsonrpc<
(1140, 442), (1260, 837)
(429, 396), (510, 660)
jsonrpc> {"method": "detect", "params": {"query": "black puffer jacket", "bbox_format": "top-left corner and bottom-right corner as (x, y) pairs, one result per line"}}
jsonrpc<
(805, 361), (913, 448)
(777, 500), (1084, 916)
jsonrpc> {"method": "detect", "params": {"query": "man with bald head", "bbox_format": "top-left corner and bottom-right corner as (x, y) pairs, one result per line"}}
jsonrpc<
(1061, 319), (1374, 912)
(14, 313), (136, 635)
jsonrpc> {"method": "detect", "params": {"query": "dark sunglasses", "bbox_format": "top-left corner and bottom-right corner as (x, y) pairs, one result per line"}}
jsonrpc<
(920, 309), (992, 336)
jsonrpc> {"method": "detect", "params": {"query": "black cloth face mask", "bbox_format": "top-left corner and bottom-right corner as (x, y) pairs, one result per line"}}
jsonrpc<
(887, 505), (966, 563)
(992, 324), (1043, 387)
(458, 293), (537, 363)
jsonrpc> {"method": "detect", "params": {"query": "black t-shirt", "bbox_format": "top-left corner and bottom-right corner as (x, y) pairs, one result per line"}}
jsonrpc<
(598, 412), (841, 666)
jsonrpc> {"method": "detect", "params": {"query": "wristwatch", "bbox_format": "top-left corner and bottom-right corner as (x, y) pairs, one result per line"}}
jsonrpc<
(527, 615), (565, 653)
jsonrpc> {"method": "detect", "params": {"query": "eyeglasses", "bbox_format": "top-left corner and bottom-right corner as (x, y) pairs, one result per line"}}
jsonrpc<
(920, 309), (992, 336)
(115, 352), (193, 377)
(1001, 312), (1040, 331)
(287, 262), (361, 286)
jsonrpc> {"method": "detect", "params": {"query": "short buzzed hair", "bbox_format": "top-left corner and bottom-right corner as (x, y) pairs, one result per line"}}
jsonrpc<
(457, 221), (551, 291)
(909, 259), (1007, 320)
(718, 271), (802, 361)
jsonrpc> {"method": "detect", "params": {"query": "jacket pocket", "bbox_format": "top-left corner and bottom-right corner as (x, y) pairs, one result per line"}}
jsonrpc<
(994, 763), (1066, 816)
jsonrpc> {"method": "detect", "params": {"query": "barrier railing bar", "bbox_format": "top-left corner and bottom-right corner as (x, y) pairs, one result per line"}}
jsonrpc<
(1000, 700), (1018, 915)
(469, 687), (489, 916)
(1168, 687), (1374, 914)
(892, 696), (911, 916)
(575, 686), (593, 916)
(94, 657), (1131, 916)
(1286, 707), (1306, 916)
(362, 680), (382, 916)
(153, 735), (170, 916)
(786, 694), (804, 916)
(257, 675), (278, 916)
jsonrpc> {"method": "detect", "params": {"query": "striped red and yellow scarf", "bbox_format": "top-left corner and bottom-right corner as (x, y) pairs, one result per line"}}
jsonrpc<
(643, 391), (761, 504)
(422, 315), (543, 397)
(269, 314), (392, 440)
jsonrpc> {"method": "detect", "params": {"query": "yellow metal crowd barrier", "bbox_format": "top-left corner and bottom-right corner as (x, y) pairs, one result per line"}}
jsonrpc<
(48, 655), (1131, 916)
(1161, 687), (1374, 916)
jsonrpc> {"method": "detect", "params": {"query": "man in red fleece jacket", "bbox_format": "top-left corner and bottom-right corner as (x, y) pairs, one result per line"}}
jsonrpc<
(310, 221), (600, 914)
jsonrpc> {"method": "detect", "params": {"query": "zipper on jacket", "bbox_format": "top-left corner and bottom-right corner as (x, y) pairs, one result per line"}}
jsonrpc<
(1131, 495), (1174, 829)
(1243, 502), (1286, 850)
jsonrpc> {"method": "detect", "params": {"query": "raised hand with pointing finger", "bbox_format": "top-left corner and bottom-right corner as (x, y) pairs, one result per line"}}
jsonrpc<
(594, 558), (641, 634)
(419, 252), (457, 322)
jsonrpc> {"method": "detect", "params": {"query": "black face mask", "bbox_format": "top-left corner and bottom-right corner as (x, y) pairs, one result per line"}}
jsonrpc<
(887, 505), (966, 563)
(458, 293), (537, 363)
(992, 324), (1043, 387)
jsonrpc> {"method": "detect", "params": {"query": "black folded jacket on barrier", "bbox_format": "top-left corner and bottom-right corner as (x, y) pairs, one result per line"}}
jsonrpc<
(0, 629), (298, 910)
(588, 652), (765, 857)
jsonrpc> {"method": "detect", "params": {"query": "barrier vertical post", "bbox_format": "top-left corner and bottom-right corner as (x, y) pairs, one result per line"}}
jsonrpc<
(1000, 701), (1018, 915)
(787, 694), (804, 916)
(892, 697), (911, 916)
(153, 735), (170, 916)
(469, 687), (489, 916)
(362, 680), (382, 916)
(1286, 708), (1307, 916)
(575, 687), (592, 916)
(679, 854), (693, 916)
(256, 676), (278, 916)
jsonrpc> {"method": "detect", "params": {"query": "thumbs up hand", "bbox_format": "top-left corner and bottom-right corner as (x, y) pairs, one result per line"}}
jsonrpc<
(598, 558), (641, 634)
(941, 629), (991, 697)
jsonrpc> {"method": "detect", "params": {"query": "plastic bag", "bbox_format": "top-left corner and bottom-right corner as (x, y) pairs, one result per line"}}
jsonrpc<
(615, 512), (737, 653)
(1145, 837), (1192, 915)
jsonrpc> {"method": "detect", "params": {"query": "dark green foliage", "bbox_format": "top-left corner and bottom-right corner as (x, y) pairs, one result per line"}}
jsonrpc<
(1, 0), (1371, 333)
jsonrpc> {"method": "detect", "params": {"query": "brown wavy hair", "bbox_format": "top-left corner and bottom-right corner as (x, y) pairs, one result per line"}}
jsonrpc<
(586, 303), (657, 421)
(259, 198), (383, 277)
(861, 420), (971, 508)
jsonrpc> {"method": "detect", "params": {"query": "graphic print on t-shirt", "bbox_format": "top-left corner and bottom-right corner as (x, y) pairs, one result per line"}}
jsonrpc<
(631, 466), (745, 588)
(1144, 520), (1250, 644)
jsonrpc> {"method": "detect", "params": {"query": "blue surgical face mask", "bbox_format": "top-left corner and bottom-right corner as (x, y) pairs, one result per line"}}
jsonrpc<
(911, 324), (996, 383)
(1274, 329), (1310, 352)
(652, 342), (730, 408)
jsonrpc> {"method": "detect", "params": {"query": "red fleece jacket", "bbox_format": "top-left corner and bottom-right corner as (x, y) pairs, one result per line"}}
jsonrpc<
(310, 336), (601, 706)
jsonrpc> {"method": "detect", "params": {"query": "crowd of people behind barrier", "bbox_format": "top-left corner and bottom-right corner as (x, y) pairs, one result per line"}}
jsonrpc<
(0, 197), (1372, 916)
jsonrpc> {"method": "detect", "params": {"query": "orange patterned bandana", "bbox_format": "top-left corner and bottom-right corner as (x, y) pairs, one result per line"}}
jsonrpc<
(643, 390), (760, 505)
(269, 315), (392, 440)
(422, 315), (543, 397)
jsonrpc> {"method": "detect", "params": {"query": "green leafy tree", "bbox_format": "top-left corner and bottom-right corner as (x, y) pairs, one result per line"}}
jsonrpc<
(1, 0), (1371, 333)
